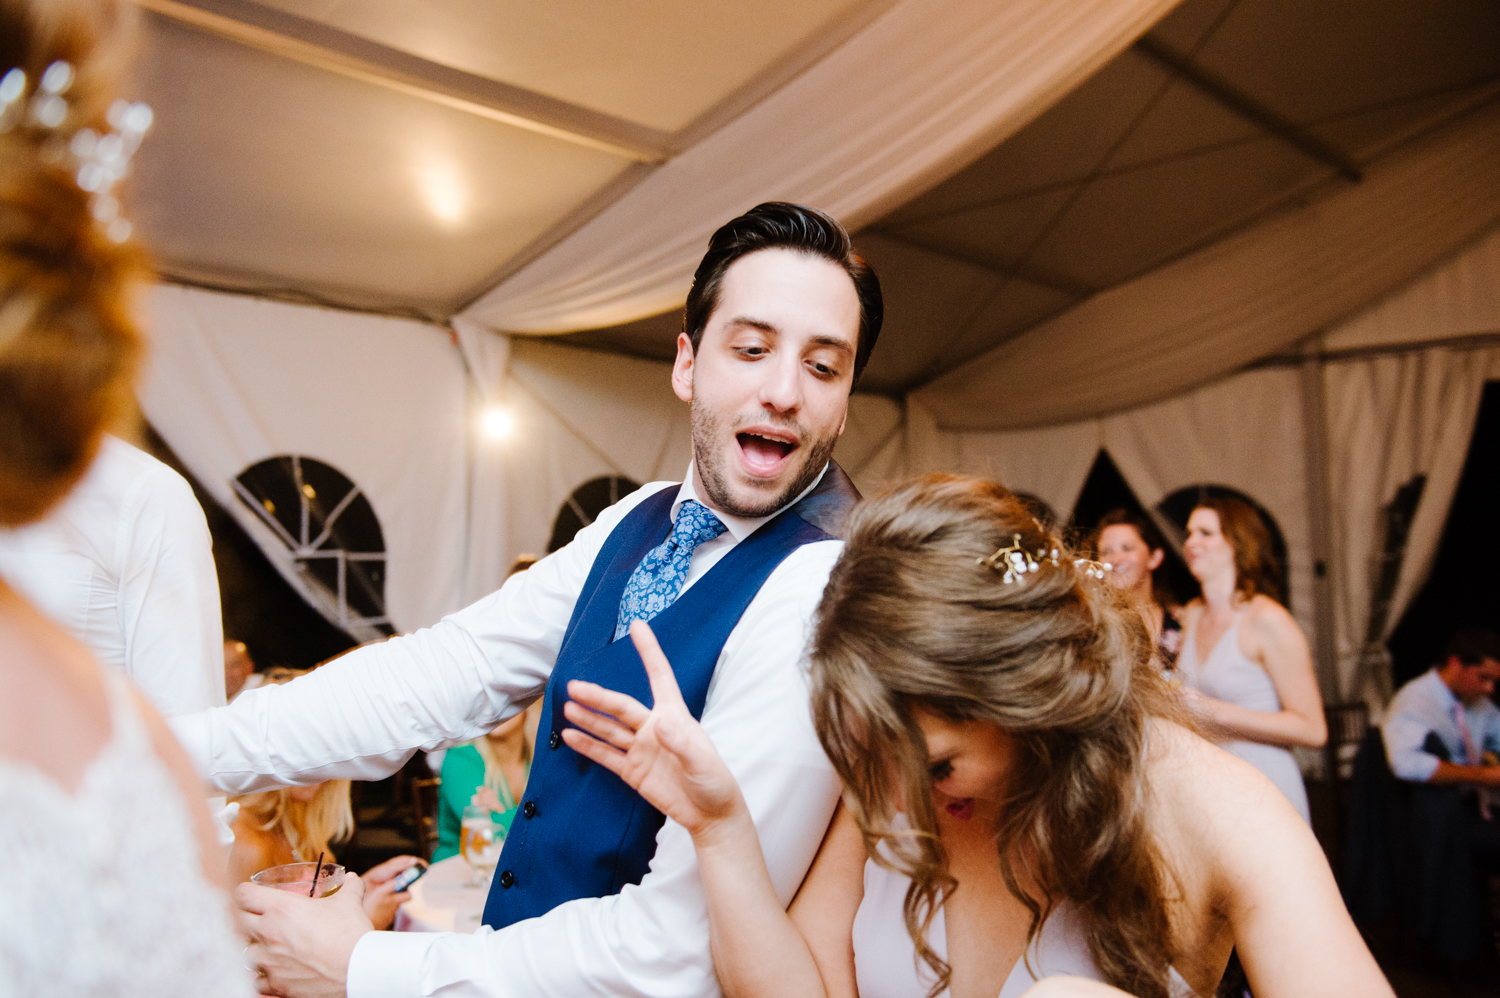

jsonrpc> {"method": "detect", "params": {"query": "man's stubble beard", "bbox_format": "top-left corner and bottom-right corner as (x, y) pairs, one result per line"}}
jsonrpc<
(690, 397), (839, 519)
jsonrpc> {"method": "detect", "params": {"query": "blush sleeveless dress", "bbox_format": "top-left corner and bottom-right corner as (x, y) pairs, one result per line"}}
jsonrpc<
(1179, 610), (1311, 823)
(852, 850), (1197, 997)
(0, 668), (255, 996)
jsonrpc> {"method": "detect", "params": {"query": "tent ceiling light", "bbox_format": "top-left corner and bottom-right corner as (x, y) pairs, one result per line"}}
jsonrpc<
(482, 408), (512, 438)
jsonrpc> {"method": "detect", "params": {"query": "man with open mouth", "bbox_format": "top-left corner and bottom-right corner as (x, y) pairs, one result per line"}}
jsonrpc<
(175, 201), (883, 998)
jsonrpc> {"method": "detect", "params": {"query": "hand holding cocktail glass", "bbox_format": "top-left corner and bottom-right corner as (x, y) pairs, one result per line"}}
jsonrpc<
(236, 860), (373, 997)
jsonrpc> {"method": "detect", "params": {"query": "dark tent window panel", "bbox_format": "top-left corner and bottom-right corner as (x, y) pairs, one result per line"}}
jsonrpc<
(234, 455), (394, 638)
(548, 475), (640, 553)
(1387, 381), (1500, 689)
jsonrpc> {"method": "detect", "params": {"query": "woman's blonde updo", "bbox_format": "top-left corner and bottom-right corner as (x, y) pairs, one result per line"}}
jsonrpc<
(809, 475), (1185, 998)
(0, 0), (144, 526)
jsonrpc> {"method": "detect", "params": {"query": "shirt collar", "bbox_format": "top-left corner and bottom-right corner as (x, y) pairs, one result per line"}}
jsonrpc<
(1423, 667), (1462, 712)
(672, 461), (829, 542)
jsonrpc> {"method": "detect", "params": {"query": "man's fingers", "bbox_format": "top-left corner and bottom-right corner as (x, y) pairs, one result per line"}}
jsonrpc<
(566, 679), (650, 729)
(629, 621), (688, 711)
(561, 728), (631, 778)
(235, 882), (283, 917)
(563, 699), (637, 750)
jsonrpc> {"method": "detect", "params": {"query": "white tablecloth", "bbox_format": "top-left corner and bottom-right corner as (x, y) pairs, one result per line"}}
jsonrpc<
(392, 855), (489, 932)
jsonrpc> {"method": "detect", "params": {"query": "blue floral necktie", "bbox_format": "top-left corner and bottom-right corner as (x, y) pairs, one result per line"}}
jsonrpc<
(615, 500), (727, 640)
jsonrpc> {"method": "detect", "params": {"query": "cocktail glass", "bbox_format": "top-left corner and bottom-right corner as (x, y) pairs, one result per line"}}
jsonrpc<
(251, 861), (346, 897)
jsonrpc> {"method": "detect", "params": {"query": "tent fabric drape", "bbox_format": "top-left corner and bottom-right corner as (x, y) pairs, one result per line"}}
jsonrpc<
(1323, 347), (1500, 704)
(458, 0), (1183, 335)
(913, 100), (1500, 431)
(138, 285), (470, 634)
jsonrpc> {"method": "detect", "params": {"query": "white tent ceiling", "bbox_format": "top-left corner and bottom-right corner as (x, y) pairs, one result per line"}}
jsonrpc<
(127, 0), (1500, 405)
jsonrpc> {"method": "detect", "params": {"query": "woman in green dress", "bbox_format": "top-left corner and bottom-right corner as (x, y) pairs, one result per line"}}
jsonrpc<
(433, 703), (537, 861)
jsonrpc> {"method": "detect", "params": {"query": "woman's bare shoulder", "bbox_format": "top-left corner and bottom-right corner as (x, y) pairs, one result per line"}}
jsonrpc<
(1144, 719), (1300, 845)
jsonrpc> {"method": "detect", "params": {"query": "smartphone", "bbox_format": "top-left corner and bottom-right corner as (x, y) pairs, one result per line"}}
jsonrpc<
(391, 860), (430, 893)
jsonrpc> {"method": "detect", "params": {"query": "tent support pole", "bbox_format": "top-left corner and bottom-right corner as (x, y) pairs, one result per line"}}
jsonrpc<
(1299, 350), (1341, 702)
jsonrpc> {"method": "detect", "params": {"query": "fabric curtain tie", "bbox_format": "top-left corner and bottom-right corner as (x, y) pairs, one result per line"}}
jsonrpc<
(615, 500), (727, 641)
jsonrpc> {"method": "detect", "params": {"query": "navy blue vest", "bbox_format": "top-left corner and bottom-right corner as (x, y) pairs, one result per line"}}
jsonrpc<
(481, 466), (858, 928)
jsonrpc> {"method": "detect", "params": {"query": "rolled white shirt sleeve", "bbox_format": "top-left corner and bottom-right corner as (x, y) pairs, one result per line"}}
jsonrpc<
(169, 483), (676, 792)
(1382, 712), (1442, 782)
(345, 540), (846, 998)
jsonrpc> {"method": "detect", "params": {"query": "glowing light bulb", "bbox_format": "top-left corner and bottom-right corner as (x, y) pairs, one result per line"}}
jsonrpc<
(482, 409), (512, 438)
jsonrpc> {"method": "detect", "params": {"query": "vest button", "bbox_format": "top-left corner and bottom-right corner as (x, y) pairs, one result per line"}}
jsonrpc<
(523, 800), (538, 819)
(548, 730), (561, 750)
(499, 870), (515, 889)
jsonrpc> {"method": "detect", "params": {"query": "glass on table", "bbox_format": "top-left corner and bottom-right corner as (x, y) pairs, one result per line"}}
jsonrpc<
(460, 804), (505, 888)
(250, 861), (346, 897)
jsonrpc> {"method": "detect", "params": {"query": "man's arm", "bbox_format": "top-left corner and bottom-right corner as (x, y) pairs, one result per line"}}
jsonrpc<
(169, 483), (675, 793)
(1381, 709), (1500, 786)
(116, 460), (225, 717)
(345, 541), (846, 998)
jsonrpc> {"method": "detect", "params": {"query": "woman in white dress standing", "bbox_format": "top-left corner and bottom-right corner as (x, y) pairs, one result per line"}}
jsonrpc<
(0, 1), (253, 993)
(563, 477), (1390, 998)
(1177, 497), (1326, 823)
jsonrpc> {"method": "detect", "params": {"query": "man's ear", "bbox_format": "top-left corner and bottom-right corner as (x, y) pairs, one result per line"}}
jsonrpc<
(1147, 548), (1165, 572)
(671, 332), (695, 403)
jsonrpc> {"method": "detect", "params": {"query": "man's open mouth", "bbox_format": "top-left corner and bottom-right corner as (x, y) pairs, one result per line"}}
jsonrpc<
(735, 429), (798, 478)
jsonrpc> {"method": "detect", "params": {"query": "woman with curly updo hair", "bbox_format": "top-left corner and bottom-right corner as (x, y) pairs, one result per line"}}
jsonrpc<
(563, 477), (1389, 998)
(0, 1), (252, 993)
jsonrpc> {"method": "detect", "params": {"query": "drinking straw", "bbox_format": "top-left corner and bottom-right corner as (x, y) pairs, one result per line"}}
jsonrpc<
(310, 852), (326, 898)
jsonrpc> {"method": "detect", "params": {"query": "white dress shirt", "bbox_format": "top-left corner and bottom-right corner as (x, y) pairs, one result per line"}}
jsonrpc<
(1383, 668), (1500, 782)
(0, 435), (225, 717)
(172, 466), (845, 998)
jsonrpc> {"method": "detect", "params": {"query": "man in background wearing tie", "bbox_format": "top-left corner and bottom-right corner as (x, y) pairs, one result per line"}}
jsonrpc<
(173, 201), (883, 998)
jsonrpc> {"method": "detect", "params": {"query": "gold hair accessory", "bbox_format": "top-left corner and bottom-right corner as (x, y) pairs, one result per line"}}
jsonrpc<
(1074, 558), (1111, 581)
(978, 534), (1060, 584)
(0, 61), (152, 243)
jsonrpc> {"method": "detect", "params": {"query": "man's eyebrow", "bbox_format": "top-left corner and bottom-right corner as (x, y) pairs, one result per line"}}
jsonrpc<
(724, 316), (778, 333)
(808, 334), (855, 354)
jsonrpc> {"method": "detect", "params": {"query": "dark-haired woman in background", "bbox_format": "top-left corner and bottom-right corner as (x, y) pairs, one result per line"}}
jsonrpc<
(1178, 497), (1326, 823)
(1095, 508), (1182, 675)
(563, 477), (1388, 998)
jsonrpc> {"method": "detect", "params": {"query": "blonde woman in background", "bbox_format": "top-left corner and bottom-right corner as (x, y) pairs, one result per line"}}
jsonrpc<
(228, 669), (354, 884)
(229, 666), (420, 929)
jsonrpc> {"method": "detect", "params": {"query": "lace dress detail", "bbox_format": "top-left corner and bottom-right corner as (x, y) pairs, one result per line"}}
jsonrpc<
(0, 670), (255, 997)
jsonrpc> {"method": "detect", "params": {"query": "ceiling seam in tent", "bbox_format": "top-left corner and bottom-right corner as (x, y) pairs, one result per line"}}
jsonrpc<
(1250, 329), (1500, 370)
(876, 72), (1500, 235)
(1086, 88), (1500, 293)
(153, 274), (447, 326)
(862, 229), (1098, 298)
(133, 0), (672, 162)
(900, 17), (1225, 390)
(453, 162), (660, 314)
(1131, 34), (1362, 182)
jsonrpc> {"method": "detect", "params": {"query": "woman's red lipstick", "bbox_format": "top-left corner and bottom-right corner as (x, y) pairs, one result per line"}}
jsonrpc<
(945, 798), (975, 821)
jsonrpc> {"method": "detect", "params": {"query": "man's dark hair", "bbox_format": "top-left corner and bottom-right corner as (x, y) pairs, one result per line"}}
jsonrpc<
(683, 202), (883, 384)
(1444, 626), (1500, 667)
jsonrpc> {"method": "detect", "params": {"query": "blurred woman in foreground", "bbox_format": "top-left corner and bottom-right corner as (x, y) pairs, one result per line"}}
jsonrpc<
(564, 477), (1388, 998)
(0, 1), (250, 992)
(1177, 497), (1325, 823)
(1094, 508), (1181, 673)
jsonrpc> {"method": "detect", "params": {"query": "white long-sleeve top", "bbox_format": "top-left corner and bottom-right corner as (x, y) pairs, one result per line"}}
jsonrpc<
(0, 435), (225, 717)
(170, 469), (844, 998)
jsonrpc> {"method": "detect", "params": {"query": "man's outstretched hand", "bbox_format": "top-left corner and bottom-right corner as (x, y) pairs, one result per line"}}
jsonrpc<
(562, 620), (746, 840)
(237, 867), (373, 998)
